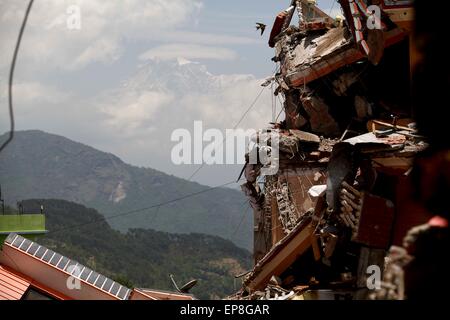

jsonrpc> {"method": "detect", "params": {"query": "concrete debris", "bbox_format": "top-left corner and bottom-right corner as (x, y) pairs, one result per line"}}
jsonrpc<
(278, 134), (300, 158)
(354, 95), (373, 119)
(261, 76), (275, 87)
(332, 72), (359, 96)
(300, 94), (341, 136)
(368, 246), (411, 300)
(290, 129), (320, 144)
(232, 0), (439, 301)
(308, 184), (326, 198)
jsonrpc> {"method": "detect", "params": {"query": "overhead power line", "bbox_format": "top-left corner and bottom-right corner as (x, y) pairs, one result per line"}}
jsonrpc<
(0, 0), (35, 154)
(185, 85), (267, 182)
(47, 179), (242, 235)
(0, 0), (265, 238)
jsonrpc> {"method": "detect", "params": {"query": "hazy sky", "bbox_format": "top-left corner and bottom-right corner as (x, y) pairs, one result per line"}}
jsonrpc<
(0, 0), (339, 187)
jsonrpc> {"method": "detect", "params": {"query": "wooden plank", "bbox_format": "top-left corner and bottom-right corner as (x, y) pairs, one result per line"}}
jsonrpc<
(246, 221), (314, 291)
(311, 234), (322, 261)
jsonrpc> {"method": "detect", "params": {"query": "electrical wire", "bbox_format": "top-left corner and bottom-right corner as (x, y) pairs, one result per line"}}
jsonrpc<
(0, 0), (35, 154)
(328, 0), (337, 17)
(46, 179), (242, 235)
(231, 203), (251, 237)
(159, 66), (275, 225)
(179, 67), (277, 240)
(0, 0), (270, 240)
(183, 85), (267, 182)
(44, 80), (269, 235)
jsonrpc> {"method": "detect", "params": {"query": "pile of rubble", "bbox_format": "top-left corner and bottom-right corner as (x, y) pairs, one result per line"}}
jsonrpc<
(233, 0), (433, 300)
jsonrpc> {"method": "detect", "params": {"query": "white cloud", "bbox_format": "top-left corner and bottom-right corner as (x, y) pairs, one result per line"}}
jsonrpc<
(0, 58), (277, 186)
(156, 30), (259, 46)
(100, 90), (174, 133)
(0, 80), (77, 133)
(0, 0), (203, 70)
(0, 0), (261, 73)
(0, 81), (70, 105)
(0, 0), (278, 186)
(139, 43), (238, 61)
(175, 78), (271, 130)
(94, 60), (271, 147)
(70, 37), (123, 70)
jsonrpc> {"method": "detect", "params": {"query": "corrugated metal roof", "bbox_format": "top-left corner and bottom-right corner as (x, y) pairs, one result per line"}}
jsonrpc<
(0, 265), (30, 300)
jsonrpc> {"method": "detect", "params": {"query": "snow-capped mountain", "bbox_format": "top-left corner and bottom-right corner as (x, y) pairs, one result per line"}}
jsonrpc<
(121, 57), (256, 96)
(99, 57), (272, 135)
(91, 57), (274, 194)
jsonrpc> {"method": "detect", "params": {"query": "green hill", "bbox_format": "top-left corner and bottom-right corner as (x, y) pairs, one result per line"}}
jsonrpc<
(0, 130), (252, 250)
(18, 199), (251, 299)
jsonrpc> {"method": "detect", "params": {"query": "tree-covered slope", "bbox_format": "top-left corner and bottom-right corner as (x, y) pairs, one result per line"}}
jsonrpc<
(19, 199), (251, 299)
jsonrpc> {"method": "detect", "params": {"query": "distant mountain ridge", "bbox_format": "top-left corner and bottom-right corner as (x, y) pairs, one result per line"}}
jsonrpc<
(0, 130), (252, 250)
(125, 58), (255, 95)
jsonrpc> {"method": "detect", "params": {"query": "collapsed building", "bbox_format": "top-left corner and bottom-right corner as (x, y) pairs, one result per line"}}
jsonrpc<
(234, 0), (432, 300)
